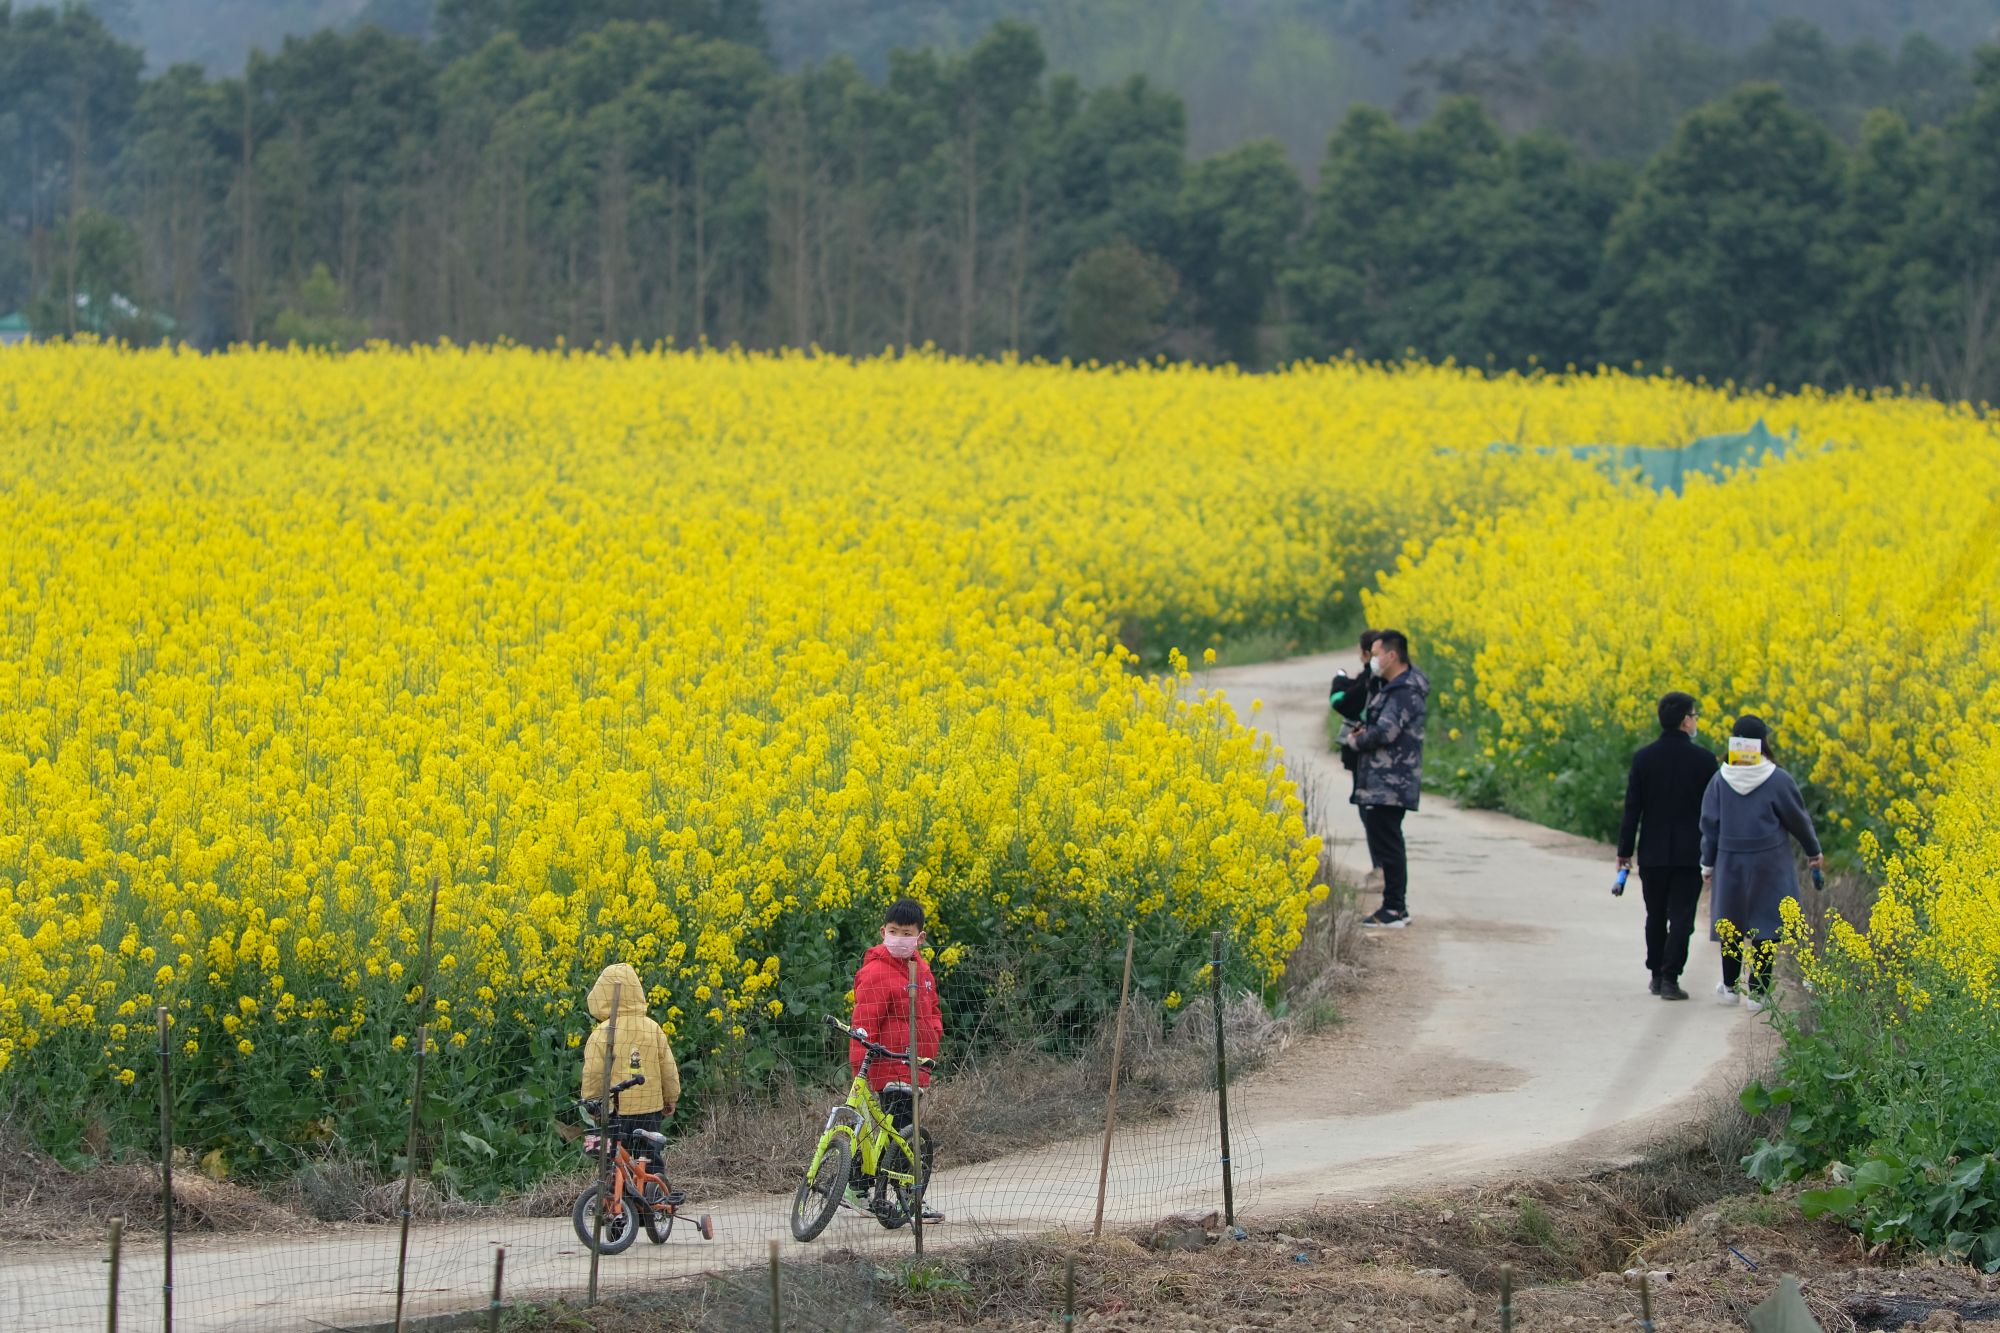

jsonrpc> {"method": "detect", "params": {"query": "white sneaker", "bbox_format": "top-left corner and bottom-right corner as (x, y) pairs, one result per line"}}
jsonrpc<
(1745, 995), (1767, 1015)
(1714, 982), (1740, 1006)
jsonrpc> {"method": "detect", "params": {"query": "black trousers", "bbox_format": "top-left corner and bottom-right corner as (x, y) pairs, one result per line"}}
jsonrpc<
(1639, 867), (1702, 981)
(1358, 804), (1408, 913)
(879, 1085), (916, 1134)
(1721, 939), (1775, 996)
(610, 1111), (665, 1169)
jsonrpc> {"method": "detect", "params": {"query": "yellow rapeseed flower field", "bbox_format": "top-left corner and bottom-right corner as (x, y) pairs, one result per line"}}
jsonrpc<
(1367, 390), (2000, 845)
(1362, 380), (2000, 1262)
(6, 343), (1993, 1201)
(0, 342), (1631, 1182)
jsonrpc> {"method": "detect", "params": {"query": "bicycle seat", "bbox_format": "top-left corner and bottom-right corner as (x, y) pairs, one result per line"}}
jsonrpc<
(631, 1129), (668, 1146)
(881, 1081), (914, 1095)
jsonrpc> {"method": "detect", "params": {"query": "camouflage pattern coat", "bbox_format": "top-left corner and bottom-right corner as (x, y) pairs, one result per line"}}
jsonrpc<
(1348, 667), (1430, 810)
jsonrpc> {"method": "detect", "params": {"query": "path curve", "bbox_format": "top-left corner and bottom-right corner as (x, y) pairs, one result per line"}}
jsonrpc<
(0, 652), (1763, 1332)
(1203, 651), (1762, 1215)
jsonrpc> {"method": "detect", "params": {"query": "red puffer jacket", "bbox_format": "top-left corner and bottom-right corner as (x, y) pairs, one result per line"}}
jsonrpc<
(849, 944), (942, 1091)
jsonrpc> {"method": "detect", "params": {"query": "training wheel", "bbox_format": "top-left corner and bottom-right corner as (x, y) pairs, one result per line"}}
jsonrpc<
(699, 1214), (715, 1241)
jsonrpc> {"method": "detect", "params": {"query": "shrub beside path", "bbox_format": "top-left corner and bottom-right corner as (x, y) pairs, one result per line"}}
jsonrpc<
(0, 652), (1758, 1332)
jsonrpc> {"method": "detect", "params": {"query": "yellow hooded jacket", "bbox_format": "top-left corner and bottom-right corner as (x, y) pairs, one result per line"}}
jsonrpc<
(579, 962), (681, 1116)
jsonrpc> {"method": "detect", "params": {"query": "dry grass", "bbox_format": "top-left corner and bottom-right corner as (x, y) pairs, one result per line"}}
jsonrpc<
(1, 988), (1328, 1236)
(501, 1140), (2000, 1333)
(0, 1127), (307, 1242)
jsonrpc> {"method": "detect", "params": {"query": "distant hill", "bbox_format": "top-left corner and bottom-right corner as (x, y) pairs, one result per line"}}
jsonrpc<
(85, 0), (383, 72)
(761, 0), (2000, 160)
(61, 0), (2000, 164)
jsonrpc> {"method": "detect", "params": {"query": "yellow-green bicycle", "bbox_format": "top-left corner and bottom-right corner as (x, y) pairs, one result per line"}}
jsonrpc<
(790, 1015), (938, 1241)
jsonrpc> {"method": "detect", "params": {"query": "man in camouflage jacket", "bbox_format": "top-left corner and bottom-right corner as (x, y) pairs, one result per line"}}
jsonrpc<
(1343, 629), (1429, 926)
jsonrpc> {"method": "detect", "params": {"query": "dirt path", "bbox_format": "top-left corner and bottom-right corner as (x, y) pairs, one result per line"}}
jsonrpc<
(1203, 652), (1763, 1214)
(0, 652), (1763, 1332)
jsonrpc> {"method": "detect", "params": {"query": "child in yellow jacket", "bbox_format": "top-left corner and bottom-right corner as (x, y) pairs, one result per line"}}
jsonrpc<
(579, 963), (681, 1162)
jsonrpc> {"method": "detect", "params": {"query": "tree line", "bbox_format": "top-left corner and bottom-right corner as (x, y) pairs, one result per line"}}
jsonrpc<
(4, 0), (1999, 398)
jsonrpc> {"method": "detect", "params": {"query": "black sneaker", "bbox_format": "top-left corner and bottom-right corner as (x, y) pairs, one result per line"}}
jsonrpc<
(1659, 980), (1690, 1001)
(1649, 973), (1663, 996)
(1361, 908), (1410, 928)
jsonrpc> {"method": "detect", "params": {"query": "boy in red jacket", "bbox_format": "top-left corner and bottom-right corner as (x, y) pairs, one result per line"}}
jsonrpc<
(846, 897), (943, 1212)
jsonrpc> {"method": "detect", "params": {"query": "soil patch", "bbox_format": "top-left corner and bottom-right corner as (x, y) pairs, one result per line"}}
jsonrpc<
(502, 1154), (2000, 1333)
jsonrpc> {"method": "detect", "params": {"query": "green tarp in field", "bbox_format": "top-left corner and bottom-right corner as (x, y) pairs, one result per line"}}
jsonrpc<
(1746, 1275), (1826, 1333)
(1487, 420), (1799, 494)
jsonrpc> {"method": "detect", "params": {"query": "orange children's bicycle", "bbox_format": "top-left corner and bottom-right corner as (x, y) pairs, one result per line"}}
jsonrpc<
(571, 1072), (715, 1254)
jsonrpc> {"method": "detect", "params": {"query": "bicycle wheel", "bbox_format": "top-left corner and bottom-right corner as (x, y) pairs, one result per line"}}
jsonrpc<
(876, 1127), (935, 1231)
(641, 1179), (674, 1244)
(572, 1183), (640, 1255)
(790, 1131), (852, 1242)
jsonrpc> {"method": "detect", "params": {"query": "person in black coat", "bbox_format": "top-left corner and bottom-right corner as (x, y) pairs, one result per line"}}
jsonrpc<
(1329, 629), (1381, 731)
(1332, 629), (1385, 890)
(1615, 692), (1718, 1001)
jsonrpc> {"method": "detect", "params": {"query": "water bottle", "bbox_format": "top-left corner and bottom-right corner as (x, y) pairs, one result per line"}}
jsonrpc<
(1810, 865), (1824, 893)
(1612, 866), (1629, 897)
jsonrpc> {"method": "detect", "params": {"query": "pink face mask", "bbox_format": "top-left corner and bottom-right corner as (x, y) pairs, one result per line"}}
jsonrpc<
(882, 931), (921, 960)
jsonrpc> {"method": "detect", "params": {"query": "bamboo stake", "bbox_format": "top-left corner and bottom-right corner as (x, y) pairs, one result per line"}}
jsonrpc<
(391, 873), (443, 1332)
(106, 1215), (123, 1333)
(587, 987), (622, 1305)
(768, 1238), (782, 1333)
(907, 956), (926, 1257)
(155, 1008), (173, 1333)
(391, 1023), (431, 1333)
(486, 1247), (506, 1333)
(1210, 931), (1235, 1228)
(1091, 930), (1136, 1239)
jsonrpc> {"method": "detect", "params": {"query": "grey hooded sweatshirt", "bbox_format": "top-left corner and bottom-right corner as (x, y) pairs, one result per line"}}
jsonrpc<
(1699, 760), (1821, 941)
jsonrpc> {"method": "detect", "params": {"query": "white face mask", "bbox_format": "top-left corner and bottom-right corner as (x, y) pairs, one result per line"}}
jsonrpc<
(1369, 654), (1383, 674)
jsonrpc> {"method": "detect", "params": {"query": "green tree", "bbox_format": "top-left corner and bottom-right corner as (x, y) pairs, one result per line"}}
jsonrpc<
(117, 62), (233, 340)
(435, 0), (766, 57)
(0, 1), (143, 313)
(26, 206), (163, 340)
(243, 28), (439, 333)
(1909, 46), (2000, 400)
(1416, 132), (1628, 371)
(1170, 138), (1303, 365)
(271, 260), (367, 347)
(1062, 237), (1176, 363)
(1824, 107), (1945, 389)
(1284, 98), (1506, 361)
(1596, 84), (1845, 387)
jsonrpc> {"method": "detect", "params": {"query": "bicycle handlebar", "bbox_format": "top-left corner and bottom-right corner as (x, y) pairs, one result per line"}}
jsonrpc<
(577, 1072), (647, 1123)
(823, 1014), (936, 1069)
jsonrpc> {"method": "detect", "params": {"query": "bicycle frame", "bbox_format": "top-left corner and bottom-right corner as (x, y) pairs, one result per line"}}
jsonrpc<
(804, 1064), (919, 1190)
(578, 1087), (670, 1220)
(580, 1132), (661, 1214)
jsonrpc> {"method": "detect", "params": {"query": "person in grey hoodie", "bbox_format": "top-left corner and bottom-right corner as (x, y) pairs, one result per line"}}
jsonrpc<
(1699, 715), (1823, 1008)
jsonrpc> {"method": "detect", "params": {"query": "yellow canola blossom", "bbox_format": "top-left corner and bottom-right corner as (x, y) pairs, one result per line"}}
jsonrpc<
(16, 342), (1949, 1179)
(1787, 739), (2000, 1014)
(0, 342), (1610, 1171)
(1367, 389), (2000, 844)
